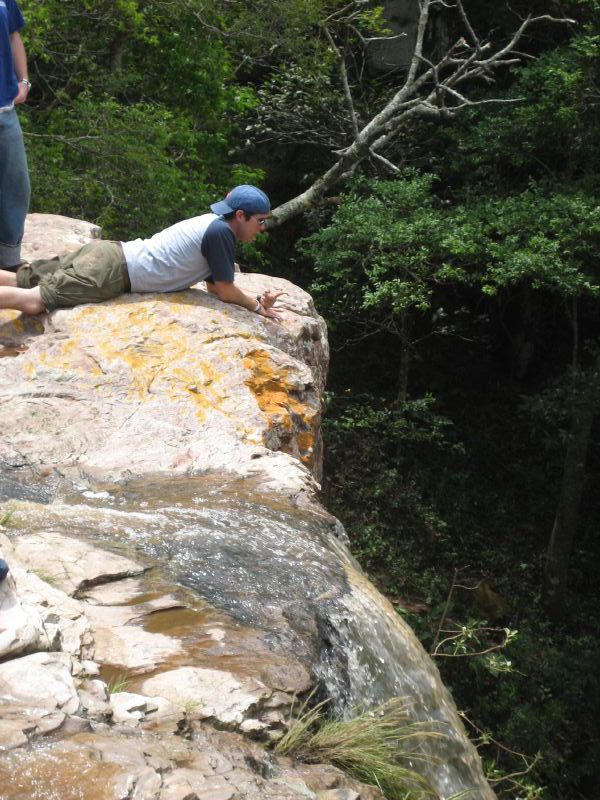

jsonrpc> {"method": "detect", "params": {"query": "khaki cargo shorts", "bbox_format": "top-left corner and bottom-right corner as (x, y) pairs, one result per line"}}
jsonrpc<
(16, 240), (128, 311)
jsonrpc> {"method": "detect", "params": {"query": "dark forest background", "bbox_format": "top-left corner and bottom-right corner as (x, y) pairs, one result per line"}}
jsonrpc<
(18, 2), (600, 797)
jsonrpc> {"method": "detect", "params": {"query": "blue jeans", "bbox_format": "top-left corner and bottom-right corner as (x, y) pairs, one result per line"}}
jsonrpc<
(0, 108), (30, 268)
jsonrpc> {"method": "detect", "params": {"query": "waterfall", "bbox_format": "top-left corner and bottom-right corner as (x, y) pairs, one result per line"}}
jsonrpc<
(3, 473), (495, 799)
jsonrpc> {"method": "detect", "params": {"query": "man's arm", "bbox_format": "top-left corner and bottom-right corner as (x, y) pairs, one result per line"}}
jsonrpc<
(10, 32), (29, 105)
(207, 280), (283, 320)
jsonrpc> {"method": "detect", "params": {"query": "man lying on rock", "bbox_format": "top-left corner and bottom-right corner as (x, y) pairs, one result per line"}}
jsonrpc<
(0, 184), (284, 320)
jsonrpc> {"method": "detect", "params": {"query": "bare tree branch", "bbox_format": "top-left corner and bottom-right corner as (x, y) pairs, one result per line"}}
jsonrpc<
(268, 6), (575, 226)
(369, 150), (401, 174)
(456, 0), (482, 50)
(323, 24), (360, 140)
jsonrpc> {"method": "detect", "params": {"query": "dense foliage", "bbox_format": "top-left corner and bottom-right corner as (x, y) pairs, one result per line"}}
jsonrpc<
(20, 0), (260, 237)
(18, 1), (600, 797)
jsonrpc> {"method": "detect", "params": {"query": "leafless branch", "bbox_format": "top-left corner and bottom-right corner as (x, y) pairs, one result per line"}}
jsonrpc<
(456, 0), (482, 50)
(269, 5), (575, 225)
(364, 33), (407, 44)
(24, 133), (103, 143)
(431, 567), (460, 653)
(369, 149), (401, 174)
(323, 25), (360, 140)
(431, 630), (514, 658)
(460, 711), (542, 787)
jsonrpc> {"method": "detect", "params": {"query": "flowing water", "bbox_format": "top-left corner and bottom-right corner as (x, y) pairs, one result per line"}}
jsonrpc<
(1, 473), (494, 799)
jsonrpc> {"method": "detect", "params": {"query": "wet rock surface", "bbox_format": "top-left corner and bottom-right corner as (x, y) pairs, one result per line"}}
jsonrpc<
(0, 215), (495, 799)
(10, 530), (148, 597)
(1, 521), (381, 798)
(0, 726), (384, 800)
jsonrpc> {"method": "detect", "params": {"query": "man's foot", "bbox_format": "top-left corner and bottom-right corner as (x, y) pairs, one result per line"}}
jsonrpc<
(0, 285), (45, 314)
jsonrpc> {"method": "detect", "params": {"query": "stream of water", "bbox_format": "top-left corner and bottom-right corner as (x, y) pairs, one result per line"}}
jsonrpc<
(1, 473), (493, 799)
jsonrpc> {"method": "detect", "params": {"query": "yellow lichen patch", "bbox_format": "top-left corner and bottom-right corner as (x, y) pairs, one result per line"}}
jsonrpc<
(86, 305), (233, 421)
(0, 310), (44, 338)
(23, 336), (103, 379)
(243, 349), (319, 468)
(297, 429), (316, 457)
(243, 350), (299, 425)
(0, 309), (21, 324)
(9, 315), (24, 332)
(0, 312), (48, 369)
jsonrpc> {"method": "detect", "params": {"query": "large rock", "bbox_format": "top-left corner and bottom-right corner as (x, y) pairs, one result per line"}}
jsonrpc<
(10, 530), (147, 597)
(0, 531), (93, 660)
(0, 215), (495, 800)
(22, 213), (101, 262)
(2, 213), (328, 494)
(0, 651), (80, 717)
(1, 278), (327, 497)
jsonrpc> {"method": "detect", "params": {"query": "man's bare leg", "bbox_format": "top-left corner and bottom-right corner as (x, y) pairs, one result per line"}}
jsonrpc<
(0, 268), (18, 287)
(0, 285), (46, 315)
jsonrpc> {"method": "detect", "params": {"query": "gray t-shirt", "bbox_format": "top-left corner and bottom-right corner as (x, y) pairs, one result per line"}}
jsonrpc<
(122, 214), (236, 293)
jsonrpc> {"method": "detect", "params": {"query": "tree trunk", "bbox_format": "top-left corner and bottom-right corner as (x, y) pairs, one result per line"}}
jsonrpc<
(109, 32), (128, 73)
(543, 381), (598, 619)
(396, 312), (411, 404)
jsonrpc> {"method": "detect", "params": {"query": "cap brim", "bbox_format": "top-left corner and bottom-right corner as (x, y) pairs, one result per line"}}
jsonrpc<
(210, 200), (234, 215)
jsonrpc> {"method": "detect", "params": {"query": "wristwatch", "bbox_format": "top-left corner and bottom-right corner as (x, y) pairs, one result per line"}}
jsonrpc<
(19, 79), (31, 89)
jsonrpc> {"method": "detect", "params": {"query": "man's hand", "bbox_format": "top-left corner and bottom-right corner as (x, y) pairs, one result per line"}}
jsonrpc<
(258, 304), (284, 321)
(259, 289), (286, 310)
(211, 280), (285, 321)
(14, 82), (29, 105)
(258, 289), (285, 321)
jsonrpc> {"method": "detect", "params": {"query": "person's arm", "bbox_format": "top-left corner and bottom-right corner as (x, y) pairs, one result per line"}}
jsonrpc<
(203, 220), (284, 319)
(207, 280), (283, 320)
(10, 32), (29, 105)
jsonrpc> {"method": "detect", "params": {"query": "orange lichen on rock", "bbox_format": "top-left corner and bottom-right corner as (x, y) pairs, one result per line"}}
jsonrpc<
(0, 311), (45, 360)
(90, 306), (218, 405)
(9, 314), (24, 332)
(243, 350), (297, 426)
(243, 348), (318, 469)
(50, 303), (231, 422)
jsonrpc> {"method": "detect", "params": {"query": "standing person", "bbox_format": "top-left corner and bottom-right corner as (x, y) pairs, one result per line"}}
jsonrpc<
(0, 0), (30, 271)
(0, 185), (284, 319)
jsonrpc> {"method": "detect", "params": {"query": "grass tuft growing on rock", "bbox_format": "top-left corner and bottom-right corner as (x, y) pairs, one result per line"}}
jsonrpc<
(105, 674), (130, 695)
(275, 695), (452, 799)
(32, 569), (61, 588)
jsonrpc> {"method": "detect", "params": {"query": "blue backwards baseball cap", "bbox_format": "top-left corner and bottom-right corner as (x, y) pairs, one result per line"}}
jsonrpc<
(211, 185), (271, 216)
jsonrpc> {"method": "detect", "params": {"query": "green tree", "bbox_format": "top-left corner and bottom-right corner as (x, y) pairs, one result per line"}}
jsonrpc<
(543, 360), (600, 618)
(302, 174), (455, 401)
(19, 0), (256, 237)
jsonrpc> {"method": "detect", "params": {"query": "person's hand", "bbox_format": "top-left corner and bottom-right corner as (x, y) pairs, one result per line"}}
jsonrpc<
(14, 82), (29, 105)
(259, 289), (286, 310)
(259, 304), (284, 322)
